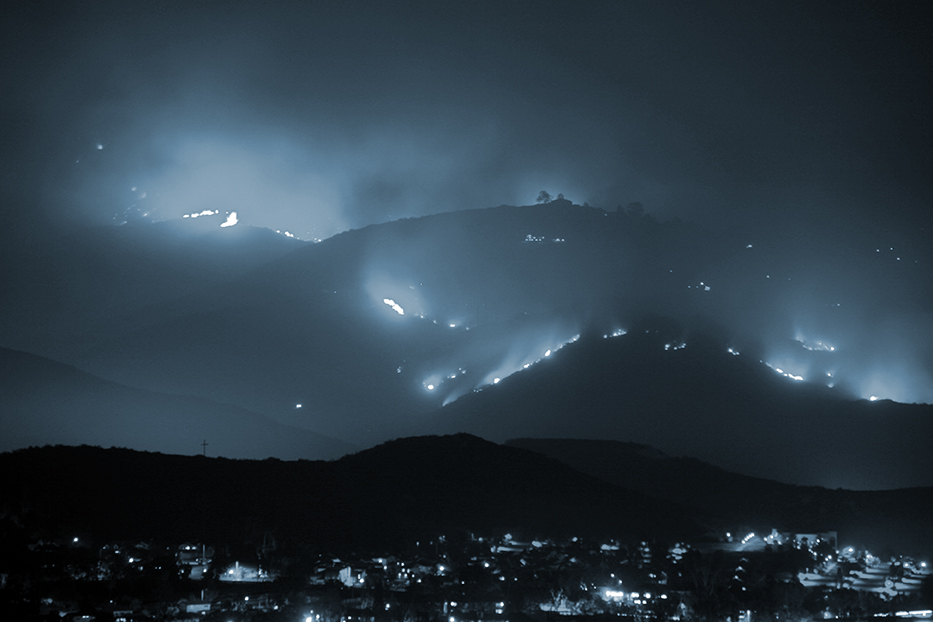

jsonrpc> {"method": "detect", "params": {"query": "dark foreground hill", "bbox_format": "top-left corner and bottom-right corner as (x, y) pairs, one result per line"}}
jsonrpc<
(0, 347), (355, 460)
(0, 435), (702, 554)
(508, 438), (933, 559)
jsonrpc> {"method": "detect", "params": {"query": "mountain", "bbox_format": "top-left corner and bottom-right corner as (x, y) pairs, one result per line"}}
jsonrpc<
(506, 438), (933, 559)
(420, 329), (933, 490)
(0, 347), (354, 460)
(0, 435), (703, 552)
(6, 203), (726, 445)
(0, 216), (308, 360)
(1, 203), (929, 486)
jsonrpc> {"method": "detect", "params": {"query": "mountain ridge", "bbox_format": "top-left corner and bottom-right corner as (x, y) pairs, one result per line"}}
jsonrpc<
(0, 346), (355, 460)
(422, 329), (933, 489)
(2, 435), (928, 558)
(2, 204), (929, 490)
(0, 435), (705, 553)
(506, 437), (933, 559)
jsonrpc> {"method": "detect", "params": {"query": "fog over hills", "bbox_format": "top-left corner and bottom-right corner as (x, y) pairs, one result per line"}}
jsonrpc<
(422, 328), (933, 490)
(0, 203), (930, 489)
(0, 347), (354, 460)
(0, 217), (307, 357)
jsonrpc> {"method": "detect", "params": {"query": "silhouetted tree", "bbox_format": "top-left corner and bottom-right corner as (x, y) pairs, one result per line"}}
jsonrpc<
(536, 190), (552, 204)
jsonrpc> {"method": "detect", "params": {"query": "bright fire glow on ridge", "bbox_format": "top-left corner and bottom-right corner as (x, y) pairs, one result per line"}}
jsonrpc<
(383, 299), (405, 315)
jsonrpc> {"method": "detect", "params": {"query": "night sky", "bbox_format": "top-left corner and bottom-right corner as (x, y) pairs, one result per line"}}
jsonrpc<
(1, 1), (931, 487)
(3, 0), (930, 239)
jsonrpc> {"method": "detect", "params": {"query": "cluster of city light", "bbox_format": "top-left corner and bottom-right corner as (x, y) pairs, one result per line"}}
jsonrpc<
(603, 328), (628, 339)
(523, 234), (566, 243)
(664, 342), (686, 351)
(727, 347), (740, 356)
(603, 590), (666, 605)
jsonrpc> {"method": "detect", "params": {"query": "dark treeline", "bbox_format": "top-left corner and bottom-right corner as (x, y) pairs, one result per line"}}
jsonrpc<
(0, 435), (701, 555)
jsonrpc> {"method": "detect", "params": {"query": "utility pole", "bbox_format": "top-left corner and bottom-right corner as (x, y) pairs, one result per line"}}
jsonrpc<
(201, 439), (208, 457)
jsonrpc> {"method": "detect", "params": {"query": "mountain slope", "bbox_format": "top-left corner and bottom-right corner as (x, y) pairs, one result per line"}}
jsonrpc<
(420, 330), (933, 490)
(45, 204), (733, 439)
(507, 438), (933, 558)
(0, 347), (354, 460)
(0, 217), (308, 359)
(2, 204), (929, 486)
(0, 435), (704, 552)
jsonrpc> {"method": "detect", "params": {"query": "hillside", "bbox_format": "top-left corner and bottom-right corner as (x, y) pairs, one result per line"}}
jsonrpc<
(507, 438), (933, 559)
(422, 329), (933, 490)
(0, 347), (354, 460)
(1, 204), (929, 489)
(0, 435), (703, 553)
(0, 217), (308, 359)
